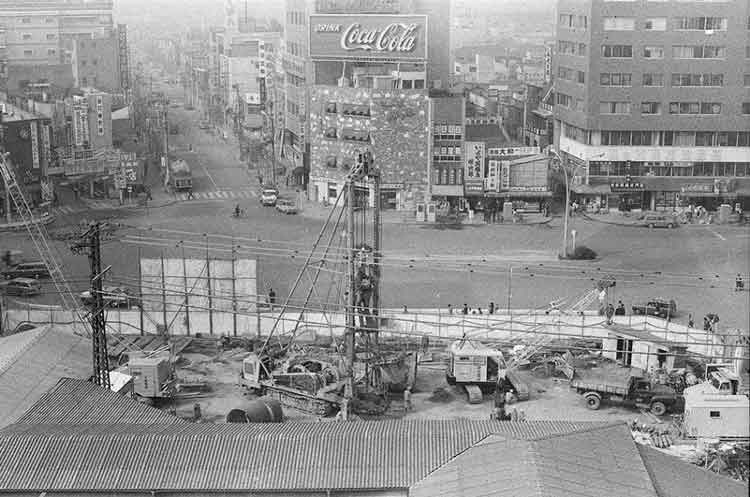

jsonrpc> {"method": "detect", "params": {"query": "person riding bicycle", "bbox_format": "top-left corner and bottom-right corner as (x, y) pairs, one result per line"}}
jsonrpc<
(234, 204), (241, 218)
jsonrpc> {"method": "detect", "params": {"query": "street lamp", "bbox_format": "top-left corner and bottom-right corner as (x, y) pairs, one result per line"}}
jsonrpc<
(549, 149), (580, 258)
(550, 149), (605, 258)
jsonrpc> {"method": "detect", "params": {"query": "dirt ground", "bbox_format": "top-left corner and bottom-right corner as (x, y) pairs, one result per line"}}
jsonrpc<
(162, 348), (665, 426)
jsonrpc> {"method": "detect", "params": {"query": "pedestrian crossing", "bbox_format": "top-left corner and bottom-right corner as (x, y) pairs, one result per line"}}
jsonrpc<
(176, 189), (259, 201)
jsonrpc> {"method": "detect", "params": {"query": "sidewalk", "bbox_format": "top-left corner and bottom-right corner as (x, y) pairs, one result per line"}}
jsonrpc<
(295, 198), (553, 226)
(581, 210), (747, 227)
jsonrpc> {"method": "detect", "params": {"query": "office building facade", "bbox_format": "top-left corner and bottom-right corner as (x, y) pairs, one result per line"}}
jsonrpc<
(554, 0), (750, 211)
(284, 0), (450, 194)
(0, 0), (113, 67)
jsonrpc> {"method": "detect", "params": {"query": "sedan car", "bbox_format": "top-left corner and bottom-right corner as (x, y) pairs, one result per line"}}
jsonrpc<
(80, 286), (140, 308)
(2, 261), (50, 280)
(1, 278), (42, 297)
(261, 188), (279, 207)
(276, 199), (299, 215)
(642, 214), (677, 229)
(632, 299), (677, 319)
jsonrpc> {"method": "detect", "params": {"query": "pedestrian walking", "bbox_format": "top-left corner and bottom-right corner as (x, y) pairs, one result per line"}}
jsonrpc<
(688, 313), (694, 328)
(489, 302), (495, 314)
(403, 387), (412, 412)
(736, 274), (744, 292)
(462, 303), (468, 315)
(187, 189), (194, 199)
(268, 287), (276, 311)
(448, 304), (453, 315)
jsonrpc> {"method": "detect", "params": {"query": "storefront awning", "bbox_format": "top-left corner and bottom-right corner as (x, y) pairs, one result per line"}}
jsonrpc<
(572, 184), (610, 195)
(485, 190), (553, 198)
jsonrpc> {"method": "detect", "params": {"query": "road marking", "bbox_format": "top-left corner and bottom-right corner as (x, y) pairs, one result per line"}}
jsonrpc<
(709, 229), (726, 241)
(200, 163), (219, 189)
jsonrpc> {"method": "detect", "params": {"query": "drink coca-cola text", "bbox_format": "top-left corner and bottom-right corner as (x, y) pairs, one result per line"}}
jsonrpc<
(340, 22), (419, 53)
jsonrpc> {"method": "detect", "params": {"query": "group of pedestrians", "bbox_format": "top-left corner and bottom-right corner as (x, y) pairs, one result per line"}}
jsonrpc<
(448, 302), (499, 315)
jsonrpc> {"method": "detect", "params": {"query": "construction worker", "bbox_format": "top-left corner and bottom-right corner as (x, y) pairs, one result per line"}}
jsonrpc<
(493, 372), (510, 421)
(736, 274), (744, 292)
(268, 287), (276, 311)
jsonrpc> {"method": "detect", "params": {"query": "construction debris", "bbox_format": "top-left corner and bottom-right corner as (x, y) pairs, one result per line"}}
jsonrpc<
(427, 387), (455, 403)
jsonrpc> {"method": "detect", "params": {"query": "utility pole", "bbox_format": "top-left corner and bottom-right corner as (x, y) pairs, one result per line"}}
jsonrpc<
(370, 157), (381, 340)
(0, 115), (11, 224)
(344, 176), (356, 408)
(72, 223), (111, 389)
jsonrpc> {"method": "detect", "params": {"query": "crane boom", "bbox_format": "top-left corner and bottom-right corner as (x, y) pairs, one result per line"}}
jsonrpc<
(505, 277), (616, 370)
(0, 152), (91, 336)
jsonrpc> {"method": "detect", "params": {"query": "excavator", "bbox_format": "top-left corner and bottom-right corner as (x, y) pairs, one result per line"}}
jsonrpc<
(446, 277), (616, 404)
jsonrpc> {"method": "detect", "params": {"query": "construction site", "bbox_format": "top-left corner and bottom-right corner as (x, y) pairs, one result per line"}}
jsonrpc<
(1, 151), (749, 483)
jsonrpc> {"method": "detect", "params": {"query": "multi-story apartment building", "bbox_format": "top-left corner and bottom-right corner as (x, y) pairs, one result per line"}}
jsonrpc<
(71, 25), (129, 94)
(554, 0), (750, 212)
(0, 0), (113, 66)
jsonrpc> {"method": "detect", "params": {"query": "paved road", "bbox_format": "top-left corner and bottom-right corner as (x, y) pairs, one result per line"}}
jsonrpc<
(3, 86), (748, 335)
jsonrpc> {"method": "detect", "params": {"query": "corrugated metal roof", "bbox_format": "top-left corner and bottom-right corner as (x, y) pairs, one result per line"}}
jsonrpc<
(17, 378), (184, 425)
(0, 420), (607, 492)
(0, 326), (92, 428)
(637, 444), (748, 497)
(412, 424), (659, 497)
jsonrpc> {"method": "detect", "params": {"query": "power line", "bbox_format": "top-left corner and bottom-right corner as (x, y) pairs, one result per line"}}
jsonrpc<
(117, 234), (745, 293)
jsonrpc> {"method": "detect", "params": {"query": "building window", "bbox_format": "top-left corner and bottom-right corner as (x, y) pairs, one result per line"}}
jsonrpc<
(558, 40), (586, 56)
(577, 71), (585, 84)
(23, 49), (33, 57)
(414, 79), (425, 89)
(641, 102), (661, 115)
(326, 156), (337, 168)
(603, 17), (635, 30)
(644, 18), (667, 30)
(559, 14), (587, 29)
(22, 33), (32, 40)
(600, 73), (632, 86)
(642, 73), (664, 86)
(742, 103), (750, 115)
(556, 93), (573, 108)
(47, 49), (56, 56)
(668, 102), (721, 115)
(674, 17), (727, 30)
(599, 101), (631, 115)
(673, 45), (725, 59)
(602, 45), (632, 58)
(671, 74), (723, 87)
(21, 17), (31, 23)
(709, 411), (721, 419)
(46, 33), (56, 40)
(643, 46), (664, 59)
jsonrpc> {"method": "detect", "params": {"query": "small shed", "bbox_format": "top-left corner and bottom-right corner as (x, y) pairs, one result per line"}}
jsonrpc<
(602, 327), (686, 371)
(683, 388), (750, 439)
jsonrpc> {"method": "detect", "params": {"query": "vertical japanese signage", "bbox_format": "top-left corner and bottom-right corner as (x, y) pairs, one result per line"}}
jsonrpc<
(486, 160), (499, 192)
(41, 123), (51, 170)
(464, 141), (485, 194)
(29, 122), (40, 170)
(500, 161), (511, 190)
(118, 24), (130, 90)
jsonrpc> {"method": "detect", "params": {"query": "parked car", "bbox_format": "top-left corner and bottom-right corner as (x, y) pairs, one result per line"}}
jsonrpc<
(2, 261), (50, 280)
(261, 188), (279, 207)
(80, 286), (140, 308)
(632, 298), (677, 319)
(276, 199), (299, 215)
(1, 278), (42, 297)
(642, 214), (676, 229)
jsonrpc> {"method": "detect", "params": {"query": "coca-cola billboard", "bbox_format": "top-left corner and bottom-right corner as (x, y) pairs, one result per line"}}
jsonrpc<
(309, 14), (427, 61)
